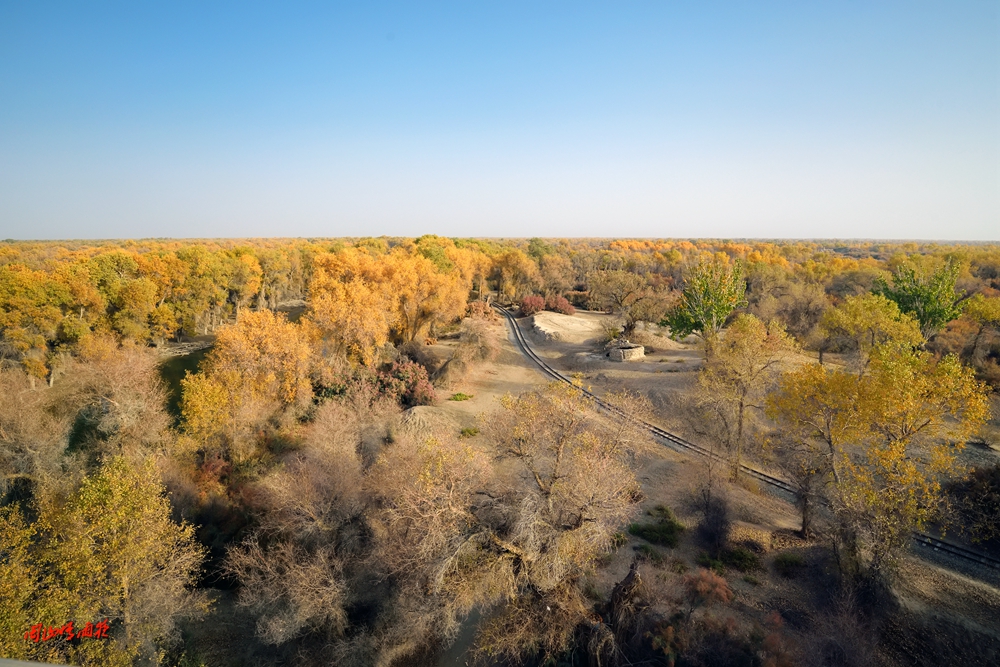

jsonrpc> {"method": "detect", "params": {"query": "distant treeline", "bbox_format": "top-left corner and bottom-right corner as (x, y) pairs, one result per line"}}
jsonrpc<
(2, 237), (999, 385)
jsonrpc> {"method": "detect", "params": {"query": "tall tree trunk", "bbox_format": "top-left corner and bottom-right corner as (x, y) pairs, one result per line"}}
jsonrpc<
(800, 481), (812, 539)
(731, 395), (746, 481)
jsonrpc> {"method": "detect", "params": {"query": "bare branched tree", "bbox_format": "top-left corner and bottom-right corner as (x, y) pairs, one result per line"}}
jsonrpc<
(225, 397), (395, 648)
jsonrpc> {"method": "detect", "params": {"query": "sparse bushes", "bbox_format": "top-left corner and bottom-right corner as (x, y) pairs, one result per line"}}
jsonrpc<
(693, 546), (760, 574)
(696, 552), (725, 575)
(466, 300), (498, 321)
(566, 290), (589, 308)
(455, 318), (500, 363)
(683, 567), (733, 614)
(519, 295), (545, 316)
(459, 427), (479, 438)
(646, 566), (781, 667)
(628, 504), (686, 548)
(601, 321), (623, 343)
(436, 317), (501, 387)
(398, 339), (440, 373)
(773, 552), (805, 578)
(610, 531), (629, 548)
(806, 593), (876, 667)
(729, 523), (771, 554)
(721, 546), (760, 572)
(448, 392), (473, 401)
(519, 294), (577, 316)
(635, 543), (667, 566)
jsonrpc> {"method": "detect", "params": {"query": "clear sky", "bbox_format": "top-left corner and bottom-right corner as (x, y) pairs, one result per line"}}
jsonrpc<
(0, 2), (997, 240)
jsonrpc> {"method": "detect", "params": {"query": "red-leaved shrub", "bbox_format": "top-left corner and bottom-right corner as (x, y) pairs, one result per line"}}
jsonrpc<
(545, 295), (576, 315)
(379, 361), (436, 407)
(520, 295), (545, 316)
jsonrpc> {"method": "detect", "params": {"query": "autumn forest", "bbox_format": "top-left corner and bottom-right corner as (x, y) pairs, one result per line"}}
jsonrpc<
(2, 237), (1000, 667)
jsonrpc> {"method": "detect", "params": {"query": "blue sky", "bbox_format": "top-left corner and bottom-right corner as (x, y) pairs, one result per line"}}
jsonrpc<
(0, 2), (997, 240)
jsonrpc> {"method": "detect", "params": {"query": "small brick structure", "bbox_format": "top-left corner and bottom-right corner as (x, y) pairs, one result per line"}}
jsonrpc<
(606, 337), (645, 362)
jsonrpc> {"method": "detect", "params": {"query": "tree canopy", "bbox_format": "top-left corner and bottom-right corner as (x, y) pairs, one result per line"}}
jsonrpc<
(663, 258), (747, 345)
(874, 260), (964, 338)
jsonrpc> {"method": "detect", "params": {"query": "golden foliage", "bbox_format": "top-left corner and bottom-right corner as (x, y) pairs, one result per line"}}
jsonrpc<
(820, 293), (923, 371)
(308, 246), (471, 363)
(181, 310), (312, 460)
(208, 310), (313, 405)
(308, 248), (399, 365)
(0, 457), (205, 666)
(698, 314), (796, 478)
(768, 342), (990, 575)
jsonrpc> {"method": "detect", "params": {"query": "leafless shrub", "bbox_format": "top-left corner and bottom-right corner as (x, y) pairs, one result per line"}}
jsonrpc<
(226, 541), (348, 644)
(455, 318), (502, 364)
(224, 395), (396, 649)
(398, 339), (441, 374)
(54, 336), (172, 454)
(600, 319), (623, 343)
(436, 318), (502, 387)
(601, 388), (658, 459)
(474, 583), (591, 662)
(806, 592), (876, 667)
(696, 494), (731, 558)
(0, 368), (72, 497)
(605, 560), (648, 650)
(466, 300), (499, 321)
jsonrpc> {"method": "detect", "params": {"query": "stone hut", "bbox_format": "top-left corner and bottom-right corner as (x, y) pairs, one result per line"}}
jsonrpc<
(606, 337), (645, 362)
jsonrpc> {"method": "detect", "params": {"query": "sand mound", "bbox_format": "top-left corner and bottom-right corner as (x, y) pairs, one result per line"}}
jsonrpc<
(401, 405), (460, 435)
(530, 311), (608, 345)
(630, 323), (689, 351)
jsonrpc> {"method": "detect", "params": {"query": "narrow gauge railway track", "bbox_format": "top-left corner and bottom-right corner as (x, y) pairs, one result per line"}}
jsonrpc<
(493, 304), (1000, 573)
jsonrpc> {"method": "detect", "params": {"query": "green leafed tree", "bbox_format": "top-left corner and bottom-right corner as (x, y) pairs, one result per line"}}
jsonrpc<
(874, 260), (964, 339)
(662, 258), (747, 351)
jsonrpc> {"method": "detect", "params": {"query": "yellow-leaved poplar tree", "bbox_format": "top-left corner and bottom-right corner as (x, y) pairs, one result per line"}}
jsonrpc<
(697, 314), (796, 480)
(308, 248), (398, 365)
(820, 293), (923, 372)
(181, 310), (313, 460)
(0, 457), (205, 666)
(768, 342), (989, 577)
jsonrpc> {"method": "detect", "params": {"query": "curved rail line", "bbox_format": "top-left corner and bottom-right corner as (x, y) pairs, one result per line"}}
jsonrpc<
(494, 304), (1000, 572)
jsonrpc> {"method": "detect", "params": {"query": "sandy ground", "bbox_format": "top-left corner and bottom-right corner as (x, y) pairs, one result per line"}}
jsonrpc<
(419, 311), (1000, 665)
(530, 310), (607, 344)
